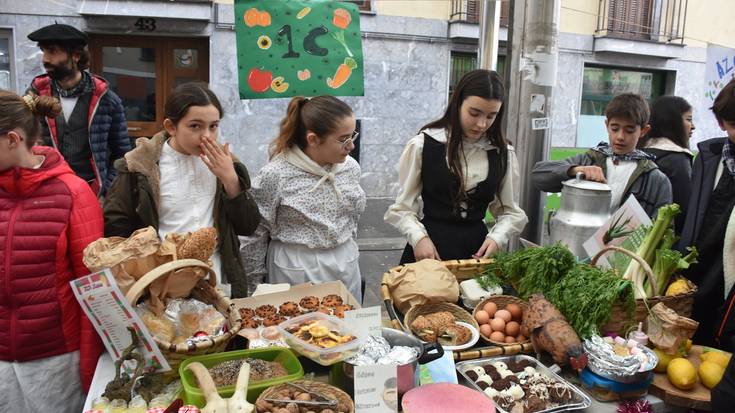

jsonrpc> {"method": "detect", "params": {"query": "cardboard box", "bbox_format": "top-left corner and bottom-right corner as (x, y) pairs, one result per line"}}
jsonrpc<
(232, 280), (361, 314)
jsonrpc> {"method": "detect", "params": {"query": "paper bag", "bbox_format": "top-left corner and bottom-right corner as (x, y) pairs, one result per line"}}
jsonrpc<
(647, 302), (699, 354)
(384, 259), (459, 313)
(82, 226), (214, 314)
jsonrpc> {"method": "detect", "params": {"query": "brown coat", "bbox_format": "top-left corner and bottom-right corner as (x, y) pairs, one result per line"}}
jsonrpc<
(103, 132), (261, 297)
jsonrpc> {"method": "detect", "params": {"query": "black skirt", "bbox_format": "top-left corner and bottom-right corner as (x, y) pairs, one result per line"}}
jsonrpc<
(399, 218), (488, 264)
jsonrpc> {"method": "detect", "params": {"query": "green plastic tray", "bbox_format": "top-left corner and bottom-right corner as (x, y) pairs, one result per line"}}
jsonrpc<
(179, 347), (304, 407)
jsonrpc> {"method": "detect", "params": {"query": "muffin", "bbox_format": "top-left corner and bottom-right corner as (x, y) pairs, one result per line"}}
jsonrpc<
(299, 296), (320, 312)
(242, 317), (260, 329)
(279, 301), (301, 317)
(238, 307), (256, 320)
(255, 304), (277, 318)
(262, 314), (286, 327)
(321, 294), (344, 308)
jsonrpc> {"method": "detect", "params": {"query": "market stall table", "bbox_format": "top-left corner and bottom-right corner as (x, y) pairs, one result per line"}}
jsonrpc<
(85, 349), (691, 413)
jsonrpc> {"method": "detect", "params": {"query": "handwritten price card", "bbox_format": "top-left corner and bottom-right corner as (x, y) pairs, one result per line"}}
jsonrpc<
(234, 0), (364, 99)
(70, 269), (170, 372)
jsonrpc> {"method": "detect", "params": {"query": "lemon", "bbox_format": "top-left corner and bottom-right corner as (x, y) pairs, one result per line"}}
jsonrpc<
(666, 279), (692, 296)
(699, 361), (726, 389)
(667, 358), (698, 390)
(701, 351), (732, 368)
(654, 348), (674, 373)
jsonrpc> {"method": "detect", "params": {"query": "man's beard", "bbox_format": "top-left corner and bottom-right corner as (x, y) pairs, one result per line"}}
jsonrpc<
(45, 62), (76, 82)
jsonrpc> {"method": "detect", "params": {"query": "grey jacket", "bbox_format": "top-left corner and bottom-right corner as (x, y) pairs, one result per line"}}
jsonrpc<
(531, 149), (672, 217)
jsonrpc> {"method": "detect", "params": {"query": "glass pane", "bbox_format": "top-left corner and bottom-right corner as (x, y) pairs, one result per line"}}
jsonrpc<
(581, 66), (658, 116)
(102, 46), (156, 122)
(0, 38), (10, 90)
(173, 49), (198, 69)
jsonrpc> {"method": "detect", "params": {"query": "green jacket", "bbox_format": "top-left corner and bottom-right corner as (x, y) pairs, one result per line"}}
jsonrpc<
(103, 132), (261, 297)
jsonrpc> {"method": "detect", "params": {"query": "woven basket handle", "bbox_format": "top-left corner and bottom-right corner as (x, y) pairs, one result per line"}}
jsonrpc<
(125, 259), (217, 305)
(590, 246), (657, 294)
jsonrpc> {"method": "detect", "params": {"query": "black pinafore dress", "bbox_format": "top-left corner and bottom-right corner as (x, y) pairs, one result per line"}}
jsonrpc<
(399, 133), (502, 264)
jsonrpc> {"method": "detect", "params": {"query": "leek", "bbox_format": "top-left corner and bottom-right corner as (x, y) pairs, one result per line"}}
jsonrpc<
(623, 204), (681, 299)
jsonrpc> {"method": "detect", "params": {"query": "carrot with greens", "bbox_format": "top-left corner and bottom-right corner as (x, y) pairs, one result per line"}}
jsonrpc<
(327, 57), (357, 89)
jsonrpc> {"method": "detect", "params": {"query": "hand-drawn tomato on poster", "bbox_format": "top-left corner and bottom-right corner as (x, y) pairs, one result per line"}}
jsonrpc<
(234, 0), (364, 99)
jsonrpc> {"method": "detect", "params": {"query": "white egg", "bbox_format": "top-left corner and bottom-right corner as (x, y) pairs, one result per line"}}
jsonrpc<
(614, 336), (626, 345)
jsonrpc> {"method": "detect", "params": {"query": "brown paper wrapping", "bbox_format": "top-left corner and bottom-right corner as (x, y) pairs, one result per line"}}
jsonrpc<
(383, 259), (459, 313)
(82, 226), (213, 314)
(647, 302), (699, 354)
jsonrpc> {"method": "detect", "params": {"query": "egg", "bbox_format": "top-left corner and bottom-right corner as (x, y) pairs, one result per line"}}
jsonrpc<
(504, 335), (516, 344)
(483, 301), (498, 317)
(489, 331), (505, 342)
(517, 334), (527, 343)
(480, 324), (493, 337)
(490, 317), (506, 332)
(506, 303), (523, 321)
(475, 310), (490, 324)
(505, 321), (520, 337)
(495, 309), (512, 323)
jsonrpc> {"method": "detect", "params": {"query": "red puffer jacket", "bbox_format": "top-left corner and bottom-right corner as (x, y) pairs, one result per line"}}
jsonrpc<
(0, 146), (103, 391)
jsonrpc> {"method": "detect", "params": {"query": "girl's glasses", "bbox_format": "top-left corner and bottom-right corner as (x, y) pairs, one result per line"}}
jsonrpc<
(336, 130), (359, 148)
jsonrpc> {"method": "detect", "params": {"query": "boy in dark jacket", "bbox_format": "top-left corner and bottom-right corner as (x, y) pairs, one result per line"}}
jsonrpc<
(678, 78), (735, 350)
(532, 93), (672, 217)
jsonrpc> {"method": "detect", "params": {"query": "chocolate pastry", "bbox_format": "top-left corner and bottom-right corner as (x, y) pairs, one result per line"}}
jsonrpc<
(465, 370), (479, 381)
(506, 359), (535, 373)
(255, 304), (277, 318)
(279, 301), (301, 317)
(320, 294), (343, 308)
(483, 364), (501, 381)
(299, 296), (320, 311)
(262, 314), (286, 327)
(238, 307), (256, 319)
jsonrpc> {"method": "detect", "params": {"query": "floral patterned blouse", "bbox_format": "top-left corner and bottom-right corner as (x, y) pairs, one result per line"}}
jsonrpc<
(241, 153), (366, 276)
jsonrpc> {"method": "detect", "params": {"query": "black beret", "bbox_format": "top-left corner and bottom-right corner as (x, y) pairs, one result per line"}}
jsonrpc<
(28, 24), (88, 46)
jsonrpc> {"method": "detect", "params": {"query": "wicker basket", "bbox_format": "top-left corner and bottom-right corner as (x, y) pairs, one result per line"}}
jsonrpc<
(404, 302), (479, 342)
(590, 246), (697, 335)
(472, 295), (529, 346)
(256, 380), (355, 413)
(125, 259), (243, 371)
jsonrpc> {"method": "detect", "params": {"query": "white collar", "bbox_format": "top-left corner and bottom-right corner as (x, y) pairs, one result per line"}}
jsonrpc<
(644, 137), (694, 156)
(282, 146), (344, 199)
(422, 128), (497, 151)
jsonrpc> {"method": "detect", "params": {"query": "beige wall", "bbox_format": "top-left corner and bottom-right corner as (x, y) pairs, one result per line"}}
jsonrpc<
(685, 0), (735, 49)
(560, 0), (598, 35)
(374, 0), (451, 20)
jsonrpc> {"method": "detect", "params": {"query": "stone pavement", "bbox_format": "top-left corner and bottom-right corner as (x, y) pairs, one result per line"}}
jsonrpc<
(356, 198), (404, 307)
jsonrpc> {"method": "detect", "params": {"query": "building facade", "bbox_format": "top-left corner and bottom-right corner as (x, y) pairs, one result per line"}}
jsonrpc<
(1, 0), (734, 200)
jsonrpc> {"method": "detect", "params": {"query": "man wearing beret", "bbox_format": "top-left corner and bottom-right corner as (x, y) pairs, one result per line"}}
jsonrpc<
(27, 23), (131, 197)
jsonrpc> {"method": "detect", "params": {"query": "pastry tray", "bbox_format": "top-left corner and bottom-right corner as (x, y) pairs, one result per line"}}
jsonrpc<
(456, 354), (592, 413)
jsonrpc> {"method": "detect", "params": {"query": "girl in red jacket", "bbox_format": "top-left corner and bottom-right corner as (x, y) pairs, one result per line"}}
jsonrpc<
(0, 91), (103, 413)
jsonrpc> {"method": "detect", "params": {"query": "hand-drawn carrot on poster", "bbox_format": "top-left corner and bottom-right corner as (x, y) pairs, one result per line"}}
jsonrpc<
(234, 0), (364, 99)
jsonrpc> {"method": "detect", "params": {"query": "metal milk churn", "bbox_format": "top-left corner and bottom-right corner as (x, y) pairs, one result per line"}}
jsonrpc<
(548, 173), (612, 259)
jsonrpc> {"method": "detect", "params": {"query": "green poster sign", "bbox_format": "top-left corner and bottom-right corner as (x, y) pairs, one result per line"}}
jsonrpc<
(234, 0), (364, 99)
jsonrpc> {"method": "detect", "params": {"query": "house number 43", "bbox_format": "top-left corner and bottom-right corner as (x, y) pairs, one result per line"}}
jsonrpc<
(134, 18), (156, 32)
